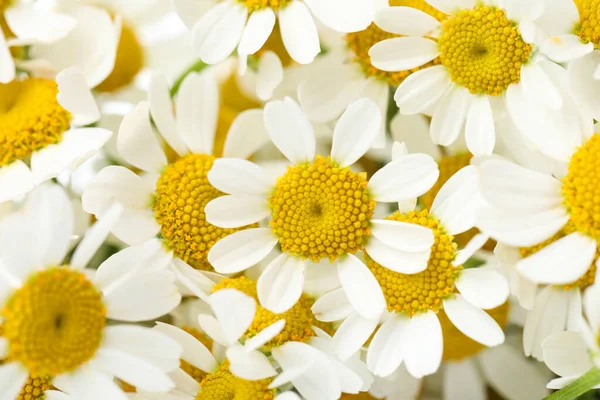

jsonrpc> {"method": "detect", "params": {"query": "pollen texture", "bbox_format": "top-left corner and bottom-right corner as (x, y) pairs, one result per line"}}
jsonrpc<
(154, 154), (254, 271)
(0, 78), (70, 167)
(269, 155), (375, 262)
(197, 361), (275, 400)
(438, 5), (532, 95)
(366, 209), (460, 316)
(16, 375), (52, 400)
(574, 0), (600, 48)
(1, 268), (106, 376)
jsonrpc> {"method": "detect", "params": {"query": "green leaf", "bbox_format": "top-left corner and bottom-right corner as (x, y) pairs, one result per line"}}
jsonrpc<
(544, 367), (600, 400)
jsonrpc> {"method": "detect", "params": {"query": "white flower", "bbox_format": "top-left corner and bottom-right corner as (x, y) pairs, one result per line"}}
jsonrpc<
(0, 183), (182, 399)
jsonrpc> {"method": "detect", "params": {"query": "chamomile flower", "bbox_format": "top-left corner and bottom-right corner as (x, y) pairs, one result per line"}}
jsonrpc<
(205, 98), (440, 314)
(0, 67), (111, 203)
(369, 0), (567, 157)
(318, 154), (509, 379)
(0, 183), (182, 399)
(82, 70), (271, 272)
(174, 0), (375, 67)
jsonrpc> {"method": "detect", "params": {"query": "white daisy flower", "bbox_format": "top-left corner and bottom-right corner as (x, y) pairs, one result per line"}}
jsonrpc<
(174, 0), (375, 67)
(369, 0), (568, 157)
(0, 183), (182, 399)
(205, 98), (440, 314)
(541, 283), (600, 390)
(316, 152), (509, 379)
(0, 67), (111, 203)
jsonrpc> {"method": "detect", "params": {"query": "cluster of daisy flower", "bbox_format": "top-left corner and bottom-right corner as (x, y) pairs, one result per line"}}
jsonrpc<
(2, 0), (600, 399)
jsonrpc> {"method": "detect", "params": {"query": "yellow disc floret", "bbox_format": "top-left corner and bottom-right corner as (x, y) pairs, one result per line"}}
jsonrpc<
(0, 78), (71, 167)
(269, 155), (375, 262)
(197, 361), (275, 400)
(438, 5), (532, 95)
(96, 19), (144, 93)
(1, 268), (106, 376)
(574, 0), (600, 48)
(154, 154), (254, 271)
(365, 209), (460, 316)
(236, 0), (291, 11)
(439, 302), (509, 361)
(346, 0), (445, 86)
(563, 134), (600, 243)
(213, 277), (332, 349)
(17, 375), (52, 400)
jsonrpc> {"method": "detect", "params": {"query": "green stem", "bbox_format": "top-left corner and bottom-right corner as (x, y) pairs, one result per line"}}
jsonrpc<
(169, 59), (207, 97)
(544, 367), (600, 400)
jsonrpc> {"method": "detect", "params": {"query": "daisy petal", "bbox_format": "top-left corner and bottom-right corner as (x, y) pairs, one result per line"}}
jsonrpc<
(238, 8), (275, 55)
(303, 0), (374, 32)
(542, 35), (594, 63)
(5, 4), (76, 43)
(568, 52), (600, 121)
(154, 322), (217, 373)
(365, 239), (431, 273)
(56, 66), (100, 126)
(264, 97), (315, 164)
(402, 311), (443, 378)
(520, 62), (562, 110)
(210, 288), (256, 343)
(245, 319), (286, 352)
(227, 344), (278, 380)
(452, 233), (489, 266)
(53, 369), (127, 400)
(279, 1), (320, 64)
(0, 160), (35, 203)
(542, 331), (593, 377)
(222, 109), (271, 159)
(0, 362), (28, 400)
(394, 65), (451, 115)
(337, 254), (386, 320)
(430, 85), (471, 146)
(205, 195), (269, 228)
(374, 7), (441, 36)
(444, 359), (486, 400)
(257, 253), (305, 313)
(333, 312), (379, 360)
(208, 228), (278, 273)
(148, 72), (187, 156)
(443, 294), (505, 347)
(0, 30), (14, 84)
(208, 158), (273, 196)
(367, 316), (409, 377)
(455, 268), (509, 310)
(311, 288), (354, 322)
(256, 51), (284, 101)
(370, 219), (434, 253)
(369, 37), (439, 72)
(465, 95), (495, 156)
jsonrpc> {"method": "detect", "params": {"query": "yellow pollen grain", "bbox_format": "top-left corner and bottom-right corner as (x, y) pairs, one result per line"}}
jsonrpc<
(438, 5), (532, 96)
(1, 267), (106, 376)
(96, 19), (144, 93)
(236, 0), (292, 12)
(213, 277), (333, 349)
(563, 134), (600, 243)
(439, 302), (510, 361)
(269, 155), (375, 262)
(346, 0), (446, 87)
(17, 375), (53, 400)
(365, 209), (460, 316)
(197, 361), (275, 400)
(0, 78), (71, 167)
(574, 0), (600, 48)
(154, 154), (255, 271)
(520, 221), (598, 291)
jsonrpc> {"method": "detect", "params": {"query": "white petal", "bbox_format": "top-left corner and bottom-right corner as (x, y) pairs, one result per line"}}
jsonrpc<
(148, 72), (187, 157)
(208, 228), (278, 273)
(337, 254), (386, 320)
(279, 1), (320, 64)
(197, 314), (232, 346)
(430, 85), (471, 146)
(303, 0), (374, 32)
(367, 316), (410, 377)
(208, 158), (273, 196)
(222, 109), (271, 158)
(5, 4), (76, 43)
(365, 239), (431, 273)
(370, 219), (434, 253)
(584, 283), (600, 333)
(227, 345), (278, 380)
(154, 322), (217, 373)
(0, 160), (35, 203)
(176, 71), (219, 155)
(245, 319), (286, 352)
(453, 233), (489, 266)
(257, 253), (305, 313)
(390, 114), (441, 159)
(368, 154), (439, 202)
(311, 288), (354, 322)
(374, 7), (441, 36)
(256, 51), (283, 101)
(118, 101), (167, 173)
(402, 311), (443, 378)
(425, 0), (475, 14)
(568, 52), (600, 122)
(205, 195), (269, 228)
(194, 1), (247, 64)
(542, 35), (594, 63)
(0, 30), (14, 84)
(443, 295), (505, 347)
(333, 312), (379, 360)
(264, 97), (315, 163)
(210, 288), (256, 343)
(173, 0), (216, 29)
(369, 37), (439, 72)
(0, 362), (28, 400)
(56, 66), (100, 126)
(542, 331), (593, 377)
(465, 95), (495, 156)
(331, 98), (381, 167)
(430, 165), (479, 235)
(517, 232), (596, 285)
(519, 62), (562, 111)
(395, 65), (451, 115)
(238, 8), (275, 55)
(53, 369), (127, 400)
(455, 268), (509, 310)
(444, 359), (486, 400)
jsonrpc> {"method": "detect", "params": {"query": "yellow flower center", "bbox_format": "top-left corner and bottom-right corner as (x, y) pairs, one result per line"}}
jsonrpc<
(365, 209), (460, 316)
(520, 221), (598, 291)
(438, 5), (532, 96)
(213, 277), (333, 349)
(439, 302), (509, 361)
(269, 155), (375, 262)
(96, 19), (144, 93)
(574, 0), (600, 48)
(197, 361), (275, 400)
(1, 268), (106, 376)
(346, 0), (445, 86)
(154, 154), (254, 271)
(562, 134), (600, 243)
(236, 0), (292, 11)
(16, 375), (52, 400)
(0, 78), (71, 167)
